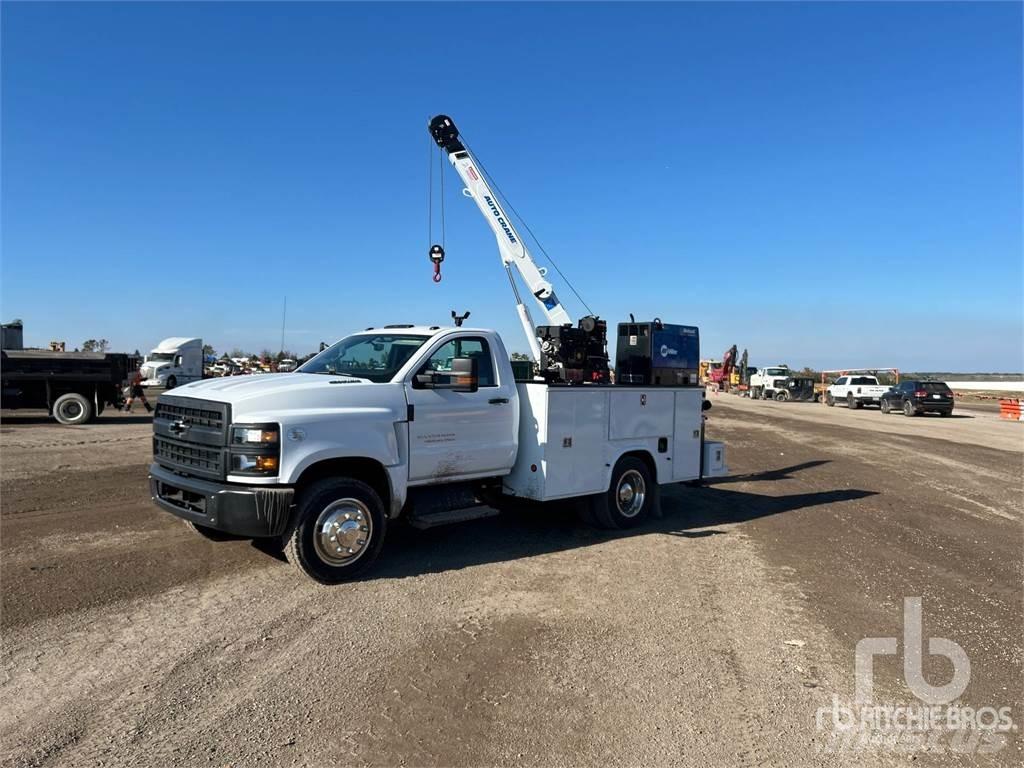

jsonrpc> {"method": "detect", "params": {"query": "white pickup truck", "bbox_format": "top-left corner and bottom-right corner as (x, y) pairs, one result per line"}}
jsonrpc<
(149, 325), (727, 583)
(825, 374), (891, 409)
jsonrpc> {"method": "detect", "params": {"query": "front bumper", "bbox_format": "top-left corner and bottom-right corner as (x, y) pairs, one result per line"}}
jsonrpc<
(149, 462), (293, 537)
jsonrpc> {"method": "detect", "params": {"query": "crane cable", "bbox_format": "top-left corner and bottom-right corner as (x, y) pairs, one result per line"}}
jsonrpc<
(427, 135), (446, 282)
(460, 133), (595, 318)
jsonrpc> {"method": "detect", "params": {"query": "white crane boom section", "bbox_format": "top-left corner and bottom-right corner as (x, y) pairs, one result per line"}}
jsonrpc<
(429, 115), (573, 354)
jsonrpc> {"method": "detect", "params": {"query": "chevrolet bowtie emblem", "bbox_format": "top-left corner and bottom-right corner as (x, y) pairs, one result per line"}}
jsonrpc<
(168, 420), (190, 436)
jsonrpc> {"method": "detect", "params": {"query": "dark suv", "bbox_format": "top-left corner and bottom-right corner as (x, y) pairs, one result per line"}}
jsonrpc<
(880, 380), (954, 417)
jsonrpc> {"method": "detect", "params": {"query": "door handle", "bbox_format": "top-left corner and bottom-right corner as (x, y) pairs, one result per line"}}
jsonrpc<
(488, 397), (509, 405)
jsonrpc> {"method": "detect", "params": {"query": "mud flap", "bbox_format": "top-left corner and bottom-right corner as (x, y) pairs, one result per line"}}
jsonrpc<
(650, 482), (663, 519)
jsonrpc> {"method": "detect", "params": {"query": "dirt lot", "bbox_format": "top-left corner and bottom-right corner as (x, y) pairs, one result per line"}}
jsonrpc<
(1, 397), (1021, 767)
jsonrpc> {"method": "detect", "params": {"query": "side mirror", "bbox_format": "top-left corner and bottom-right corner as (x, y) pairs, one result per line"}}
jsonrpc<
(414, 356), (479, 393)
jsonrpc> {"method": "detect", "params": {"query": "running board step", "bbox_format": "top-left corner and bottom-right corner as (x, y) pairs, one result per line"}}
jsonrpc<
(408, 505), (499, 530)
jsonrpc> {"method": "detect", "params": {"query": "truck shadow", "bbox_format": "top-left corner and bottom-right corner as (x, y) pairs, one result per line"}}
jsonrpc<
(702, 460), (830, 485)
(369, 481), (878, 581)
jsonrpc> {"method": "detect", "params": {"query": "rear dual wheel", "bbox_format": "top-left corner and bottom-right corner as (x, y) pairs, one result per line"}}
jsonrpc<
(586, 456), (654, 530)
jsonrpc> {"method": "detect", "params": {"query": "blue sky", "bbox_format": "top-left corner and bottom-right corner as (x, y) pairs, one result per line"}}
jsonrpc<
(2, 2), (1021, 370)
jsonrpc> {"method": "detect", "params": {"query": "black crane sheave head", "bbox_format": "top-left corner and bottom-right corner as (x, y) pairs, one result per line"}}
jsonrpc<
(429, 115), (464, 152)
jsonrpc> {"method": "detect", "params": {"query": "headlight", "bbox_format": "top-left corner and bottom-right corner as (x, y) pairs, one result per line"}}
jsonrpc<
(229, 423), (280, 475)
(231, 425), (279, 445)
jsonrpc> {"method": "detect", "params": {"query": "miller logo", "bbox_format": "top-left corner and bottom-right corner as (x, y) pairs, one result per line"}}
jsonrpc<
(660, 344), (679, 358)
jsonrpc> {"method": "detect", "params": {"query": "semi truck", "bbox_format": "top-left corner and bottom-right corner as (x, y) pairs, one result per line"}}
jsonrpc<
(140, 337), (203, 389)
(147, 115), (728, 583)
(1, 324), (132, 425)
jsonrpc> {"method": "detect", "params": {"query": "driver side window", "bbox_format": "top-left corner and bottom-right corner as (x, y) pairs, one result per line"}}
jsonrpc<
(421, 337), (495, 387)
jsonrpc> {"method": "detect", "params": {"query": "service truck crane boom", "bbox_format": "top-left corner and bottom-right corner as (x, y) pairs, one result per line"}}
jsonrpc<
(429, 115), (571, 361)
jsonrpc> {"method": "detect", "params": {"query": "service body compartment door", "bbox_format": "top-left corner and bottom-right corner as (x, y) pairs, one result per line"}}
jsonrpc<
(543, 389), (608, 498)
(504, 385), (608, 501)
(609, 390), (675, 439)
(672, 389), (704, 481)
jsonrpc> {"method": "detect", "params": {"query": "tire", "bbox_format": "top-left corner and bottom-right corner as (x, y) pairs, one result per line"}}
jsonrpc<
(880, 399), (891, 414)
(847, 393), (861, 410)
(826, 393), (835, 407)
(284, 477), (386, 583)
(589, 456), (654, 530)
(775, 391), (788, 402)
(903, 399), (916, 417)
(52, 392), (93, 425)
(939, 409), (952, 417)
(166, 376), (177, 390)
(185, 519), (244, 541)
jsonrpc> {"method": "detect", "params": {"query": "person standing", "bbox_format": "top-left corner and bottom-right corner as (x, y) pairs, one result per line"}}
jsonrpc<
(123, 370), (153, 413)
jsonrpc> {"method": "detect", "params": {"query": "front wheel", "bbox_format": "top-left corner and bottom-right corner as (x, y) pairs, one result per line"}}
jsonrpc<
(165, 376), (177, 390)
(775, 391), (788, 402)
(52, 392), (93, 425)
(589, 456), (654, 530)
(285, 477), (386, 583)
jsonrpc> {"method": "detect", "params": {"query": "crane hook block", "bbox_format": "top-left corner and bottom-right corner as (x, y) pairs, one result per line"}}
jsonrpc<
(429, 244), (445, 283)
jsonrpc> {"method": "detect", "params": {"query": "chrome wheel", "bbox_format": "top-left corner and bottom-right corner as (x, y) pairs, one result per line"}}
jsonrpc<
(314, 498), (373, 566)
(615, 469), (647, 518)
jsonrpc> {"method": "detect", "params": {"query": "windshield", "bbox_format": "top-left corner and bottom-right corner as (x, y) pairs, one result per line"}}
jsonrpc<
(765, 367), (788, 376)
(148, 352), (175, 362)
(299, 334), (429, 383)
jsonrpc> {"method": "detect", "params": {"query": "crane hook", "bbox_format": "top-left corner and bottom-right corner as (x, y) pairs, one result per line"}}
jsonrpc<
(429, 244), (445, 283)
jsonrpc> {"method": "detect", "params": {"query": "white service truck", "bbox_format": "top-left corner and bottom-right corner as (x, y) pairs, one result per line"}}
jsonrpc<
(147, 115), (728, 583)
(825, 374), (891, 409)
(749, 365), (791, 400)
(141, 337), (203, 389)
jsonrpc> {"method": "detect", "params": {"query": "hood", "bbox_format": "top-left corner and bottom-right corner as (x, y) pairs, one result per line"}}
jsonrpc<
(142, 361), (170, 375)
(168, 373), (404, 421)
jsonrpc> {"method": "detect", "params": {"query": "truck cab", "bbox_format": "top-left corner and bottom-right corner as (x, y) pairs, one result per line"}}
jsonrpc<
(149, 325), (725, 583)
(141, 337), (203, 389)
(749, 366), (791, 400)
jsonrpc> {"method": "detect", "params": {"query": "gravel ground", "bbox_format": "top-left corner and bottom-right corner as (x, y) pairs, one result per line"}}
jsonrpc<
(1, 396), (1020, 767)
